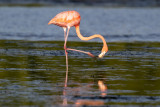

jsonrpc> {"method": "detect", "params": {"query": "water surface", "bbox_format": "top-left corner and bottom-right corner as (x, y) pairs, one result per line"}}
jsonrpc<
(0, 7), (160, 42)
(0, 5), (160, 107)
(0, 40), (160, 106)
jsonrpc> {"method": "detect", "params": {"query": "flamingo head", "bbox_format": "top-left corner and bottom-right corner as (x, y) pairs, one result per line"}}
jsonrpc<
(98, 51), (106, 58)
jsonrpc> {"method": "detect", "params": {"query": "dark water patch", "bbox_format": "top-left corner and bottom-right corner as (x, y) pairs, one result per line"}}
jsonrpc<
(74, 95), (160, 103)
(0, 0), (160, 7)
(0, 40), (160, 106)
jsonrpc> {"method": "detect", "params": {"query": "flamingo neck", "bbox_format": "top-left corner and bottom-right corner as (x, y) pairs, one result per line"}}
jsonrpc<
(75, 25), (108, 58)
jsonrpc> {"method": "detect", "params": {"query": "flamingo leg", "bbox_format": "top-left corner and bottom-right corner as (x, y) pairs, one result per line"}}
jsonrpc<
(63, 26), (70, 87)
(66, 48), (95, 58)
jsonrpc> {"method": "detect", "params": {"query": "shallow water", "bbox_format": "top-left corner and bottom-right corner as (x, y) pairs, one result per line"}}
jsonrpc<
(0, 5), (160, 107)
(0, 7), (160, 42)
(0, 40), (160, 106)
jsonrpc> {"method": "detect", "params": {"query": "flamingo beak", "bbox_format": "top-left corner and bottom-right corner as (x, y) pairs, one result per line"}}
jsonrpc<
(98, 52), (106, 58)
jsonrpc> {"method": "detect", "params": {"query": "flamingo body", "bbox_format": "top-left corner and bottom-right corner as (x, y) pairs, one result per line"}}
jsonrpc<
(48, 10), (108, 58)
(48, 11), (81, 27)
(48, 10), (108, 87)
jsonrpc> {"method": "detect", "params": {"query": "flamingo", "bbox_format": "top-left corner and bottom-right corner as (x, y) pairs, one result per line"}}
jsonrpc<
(48, 11), (108, 87)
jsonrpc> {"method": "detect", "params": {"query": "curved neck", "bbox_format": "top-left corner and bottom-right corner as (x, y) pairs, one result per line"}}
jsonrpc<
(75, 25), (108, 58)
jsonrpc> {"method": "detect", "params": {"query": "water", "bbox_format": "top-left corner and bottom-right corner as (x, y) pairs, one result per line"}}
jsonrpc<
(0, 6), (160, 106)
(0, 0), (160, 7)
(0, 7), (160, 42)
(0, 40), (160, 106)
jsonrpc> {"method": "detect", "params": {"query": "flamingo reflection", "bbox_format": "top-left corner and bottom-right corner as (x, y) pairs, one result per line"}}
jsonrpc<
(75, 99), (104, 106)
(98, 80), (107, 96)
(62, 81), (107, 106)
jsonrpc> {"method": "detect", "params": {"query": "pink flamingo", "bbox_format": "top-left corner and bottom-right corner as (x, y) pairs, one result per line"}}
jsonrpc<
(48, 11), (108, 87)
